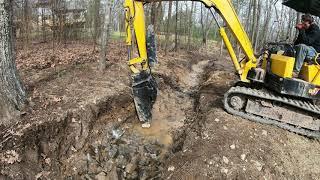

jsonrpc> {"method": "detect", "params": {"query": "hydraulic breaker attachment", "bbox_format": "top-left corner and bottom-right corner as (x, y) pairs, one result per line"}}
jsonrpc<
(132, 70), (157, 124)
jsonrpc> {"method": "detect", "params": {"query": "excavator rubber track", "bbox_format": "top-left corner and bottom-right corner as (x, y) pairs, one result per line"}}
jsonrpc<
(224, 86), (320, 138)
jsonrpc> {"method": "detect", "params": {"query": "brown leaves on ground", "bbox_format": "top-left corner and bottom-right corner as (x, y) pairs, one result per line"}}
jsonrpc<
(16, 42), (99, 70)
(16, 41), (127, 71)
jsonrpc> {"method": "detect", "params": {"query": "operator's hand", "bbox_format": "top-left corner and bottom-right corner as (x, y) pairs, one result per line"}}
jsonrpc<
(296, 23), (305, 30)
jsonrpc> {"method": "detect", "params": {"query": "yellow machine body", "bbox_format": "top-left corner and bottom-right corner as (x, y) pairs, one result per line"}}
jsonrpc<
(301, 64), (320, 86)
(270, 54), (295, 78)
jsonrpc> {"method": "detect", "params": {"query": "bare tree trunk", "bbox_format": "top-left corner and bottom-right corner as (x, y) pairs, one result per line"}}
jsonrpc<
(155, 2), (162, 33)
(245, 0), (252, 33)
(261, 0), (272, 45)
(93, 0), (101, 51)
(254, 0), (261, 52)
(200, 4), (205, 44)
(250, 0), (257, 43)
(187, 1), (194, 50)
(23, 0), (29, 49)
(41, 8), (46, 42)
(174, 1), (178, 52)
(165, 1), (172, 55)
(150, 2), (157, 26)
(0, 0), (26, 125)
(99, 1), (111, 71)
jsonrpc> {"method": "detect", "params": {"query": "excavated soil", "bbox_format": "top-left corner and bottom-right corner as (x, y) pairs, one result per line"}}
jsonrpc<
(1, 41), (320, 179)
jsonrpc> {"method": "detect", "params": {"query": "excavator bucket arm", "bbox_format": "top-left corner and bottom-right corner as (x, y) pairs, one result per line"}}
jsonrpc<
(124, 0), (257, 127)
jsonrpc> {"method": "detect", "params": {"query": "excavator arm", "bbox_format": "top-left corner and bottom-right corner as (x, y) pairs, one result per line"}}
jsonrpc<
(124, 0), (258, 125)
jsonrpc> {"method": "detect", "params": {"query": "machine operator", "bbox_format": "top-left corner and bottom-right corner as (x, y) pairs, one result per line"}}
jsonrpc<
(293, 14), (320, 78)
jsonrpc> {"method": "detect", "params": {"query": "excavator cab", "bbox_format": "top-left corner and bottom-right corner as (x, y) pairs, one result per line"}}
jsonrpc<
(247, 0), (320, 100)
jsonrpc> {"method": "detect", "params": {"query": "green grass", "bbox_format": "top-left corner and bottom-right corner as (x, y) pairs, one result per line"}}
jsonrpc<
(111, 31), (126, 40)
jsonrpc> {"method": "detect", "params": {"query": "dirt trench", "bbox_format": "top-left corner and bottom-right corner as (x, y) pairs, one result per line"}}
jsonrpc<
(0, 50), (214, 179)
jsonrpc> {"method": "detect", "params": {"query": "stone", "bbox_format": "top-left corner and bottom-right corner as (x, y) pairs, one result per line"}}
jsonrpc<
(221, 168), (228, 174)
(262, 130), (268, 136)
(103, 160), (114, 172)
(116, 155), (127, 168)
(108, 145), (118, 158)
(112, 129), (124, 139)
(150, 154), (157, 159)
(202, 131), (209, 139)
(241, 154), (246, 161)
(251, 160), (263, 171)
(222, 156), (229, 164)
(106, 167), (119, 180)
(142, 122), (151, 128)
(168, 166), (175, 172)
(95, 172), (107, 180)
(125, 163), (137, 174)
(230, 144), (236, 150)
(214, 118), (220, 122)
(223, 126), (228, 130)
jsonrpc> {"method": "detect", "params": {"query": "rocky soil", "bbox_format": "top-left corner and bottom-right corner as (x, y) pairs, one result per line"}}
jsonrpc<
(1, 41), (320, 179)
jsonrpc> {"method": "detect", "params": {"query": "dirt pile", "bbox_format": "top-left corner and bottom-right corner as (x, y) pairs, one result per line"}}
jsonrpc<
(2, 41), (320, 179)
(1, 42), (213, 179)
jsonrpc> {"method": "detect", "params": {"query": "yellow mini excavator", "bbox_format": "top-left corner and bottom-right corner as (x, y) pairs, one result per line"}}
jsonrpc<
(124, 0), (320, 138)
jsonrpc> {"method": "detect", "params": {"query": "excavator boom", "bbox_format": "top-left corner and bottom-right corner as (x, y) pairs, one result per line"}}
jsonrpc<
(124, 0), (257, 125)
(124, 0), (320, 138)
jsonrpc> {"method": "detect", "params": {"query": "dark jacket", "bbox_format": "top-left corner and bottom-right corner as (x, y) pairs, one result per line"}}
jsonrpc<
(294, 24), (320, 52)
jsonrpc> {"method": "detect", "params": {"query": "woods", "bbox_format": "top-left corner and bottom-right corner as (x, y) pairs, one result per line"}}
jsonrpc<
(2, 0), (320, 124)
(2, 0), (320, 179)
(7, 0), (320, 55)
(1, 0), (320, 127)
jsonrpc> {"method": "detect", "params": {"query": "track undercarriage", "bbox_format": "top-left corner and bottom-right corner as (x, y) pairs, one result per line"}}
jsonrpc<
(224, 86), (320, 138)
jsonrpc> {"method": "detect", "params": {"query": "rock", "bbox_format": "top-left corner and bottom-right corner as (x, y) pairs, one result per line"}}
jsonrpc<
(209, 160), (213, 165)
(112, 129), (124, 139)
(127, 171), (138, 179)
(168, 166), (175, 172)
(240, 154), (246, 161)
(125, 163), (137, 174)
(221, 168), (228, 174)
(214, 118), (220, 122)
(262, 130), (268, 136)
(222, 156), (229, 164)
(150, 153), (157, 159)
(108, 145), (118, 158)
(202, 131), (209, 139)
(95, 172), (108, 180)
(230, 144), (236, 150)
(251, 160), (264, 171)
(243, 167), (246, 171)
(106, 167), (119, 180)
(45, 158), (51, 165)
(115, 155), (127, 168)
(102, 160), (114, 172)
(223, 126), (228, 130)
